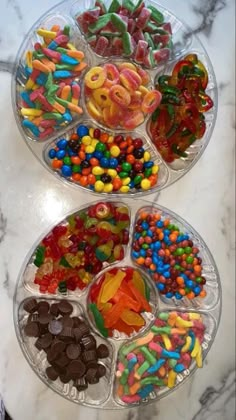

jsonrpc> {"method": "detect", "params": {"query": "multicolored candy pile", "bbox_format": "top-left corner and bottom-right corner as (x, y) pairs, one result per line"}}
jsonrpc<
(89, 267), (152, 338)
(132, 211), (207, 300)
(33, 202), (130, 293)
(84, 62), (162, 129)
(76, 0), (172, 68)
(116, 311), (206, 404)
(19, 24), (88, 139)
(149, 54), (214, 162)
(48, 124), (159, 192)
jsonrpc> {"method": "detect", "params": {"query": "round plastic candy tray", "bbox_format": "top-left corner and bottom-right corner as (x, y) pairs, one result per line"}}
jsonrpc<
(14, 199), (221, 408)
(12, 0), (218, 196)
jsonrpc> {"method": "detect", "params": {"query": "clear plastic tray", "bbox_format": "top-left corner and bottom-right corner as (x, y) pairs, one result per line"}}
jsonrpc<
(11, 0), (218, 195)
(13, 199), (222, 409)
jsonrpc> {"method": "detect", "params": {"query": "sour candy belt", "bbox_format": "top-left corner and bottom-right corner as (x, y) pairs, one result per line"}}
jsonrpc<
(20, 24), (87, 139)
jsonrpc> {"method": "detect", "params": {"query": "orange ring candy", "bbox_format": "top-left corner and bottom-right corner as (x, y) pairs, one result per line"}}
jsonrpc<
(92, 87), (112, 108)
(128, 90), (142, 110)
(103, 107), (119, 128)
(103, 63), (120, 87)
(118, 62), (137, 72)
(120, 69), (142, 91)
(123, 110), (144, 130)
(109, 84), (131, 107)
(141, 90), (162, 114)
(84, 66), (106, 89)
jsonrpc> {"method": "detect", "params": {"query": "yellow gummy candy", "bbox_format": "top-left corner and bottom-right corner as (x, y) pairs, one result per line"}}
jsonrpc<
(167, 369), (177, 388)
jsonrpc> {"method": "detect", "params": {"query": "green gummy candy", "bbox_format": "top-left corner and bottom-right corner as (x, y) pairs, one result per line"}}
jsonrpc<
(151, 325), (171, 334)
(108, 0), (120, 13)
(122, 0), (135, 12)
(43, 112), (62, 120)
(55, 63), (76, 71)
(59, 256), (72, 268)
(45, 72), (53, 90)
(120, 368), (129, 385)
(111, 13), (127, 32)
(122, 32), (133, 56)
(67, 215), (76, 228)
(89, 14), (112, 33)
(89, 303), (108, 337)
(144, 32), (155, 49)
(34, 246), (45, 267)
(95, 247), (111, 261)
(169, 359), (177, 368)
(140, 346), (157, 365)
(147, 5), (164, 24)
(140, 377), (164, 386)
(137, 360), (150, 376)
(158, 312), (169, 321)
(63, 25), (70, 36)
(55, 96), (70, 107)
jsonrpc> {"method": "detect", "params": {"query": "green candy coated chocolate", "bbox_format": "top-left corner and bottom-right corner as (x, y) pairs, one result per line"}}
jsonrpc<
(63, 156), (71, 165)
(175, 247), (185, 256)
(121, 162), (132, 172)
(185, 247), (192, 254)
(72, 164), (81, 173)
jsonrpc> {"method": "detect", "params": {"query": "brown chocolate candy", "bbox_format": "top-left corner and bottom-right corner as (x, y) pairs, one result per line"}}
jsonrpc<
(27, 313), (39, 323)
(80, 335), (96, 351)
(67, 360), (86, 379)
(73, 323), (90, 342)
(86, 368), (99, 384)
(48, 319), (63, 335)
(54, 353), (70, 368)
(60, 326), (74, 342)
(61, 316), (74, 328)
(37, 301), (50, 314)
(66, 344), (81, 360)
(96, 344), (109, 359)
(23, 298), (38, 313)
(35, 333), (53, 350)
(51, 339), (66, 355)
(97, 364), (106, 378)
(71, 317), (82, 328)
(82, 350), (97, 363)
(60, 372), (72, 384)
(46, 348), (58, 364)
(74, 378), (88, 392)
(46, 366), (59, 381)
(38, 313), (52, 326)
(58, 300), (73, 315)
(50, 303), (59, 317)
(24, 322), (40, 337)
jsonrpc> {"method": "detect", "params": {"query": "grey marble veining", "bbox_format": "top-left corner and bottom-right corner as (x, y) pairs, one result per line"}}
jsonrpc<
(191, 0), (227, 36)
(0, 0), (235, 419)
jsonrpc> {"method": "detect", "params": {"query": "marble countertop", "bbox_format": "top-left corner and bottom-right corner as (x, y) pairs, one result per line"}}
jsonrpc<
(0, 0), (235, 419)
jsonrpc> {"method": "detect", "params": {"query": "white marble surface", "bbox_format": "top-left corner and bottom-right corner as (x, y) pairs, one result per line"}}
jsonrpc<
(0, 0), (235, 419)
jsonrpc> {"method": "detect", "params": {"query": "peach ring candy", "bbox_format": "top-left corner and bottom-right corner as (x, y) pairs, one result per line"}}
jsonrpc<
(120, 69), (142, 92)
(109, 84), (131, 107)
(84, 66), (106, 89)
(103, 63), (120, 87)
(93, 87), (112, 108)
(123, 110), (144, 130)
(141, 91), (162, 114)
